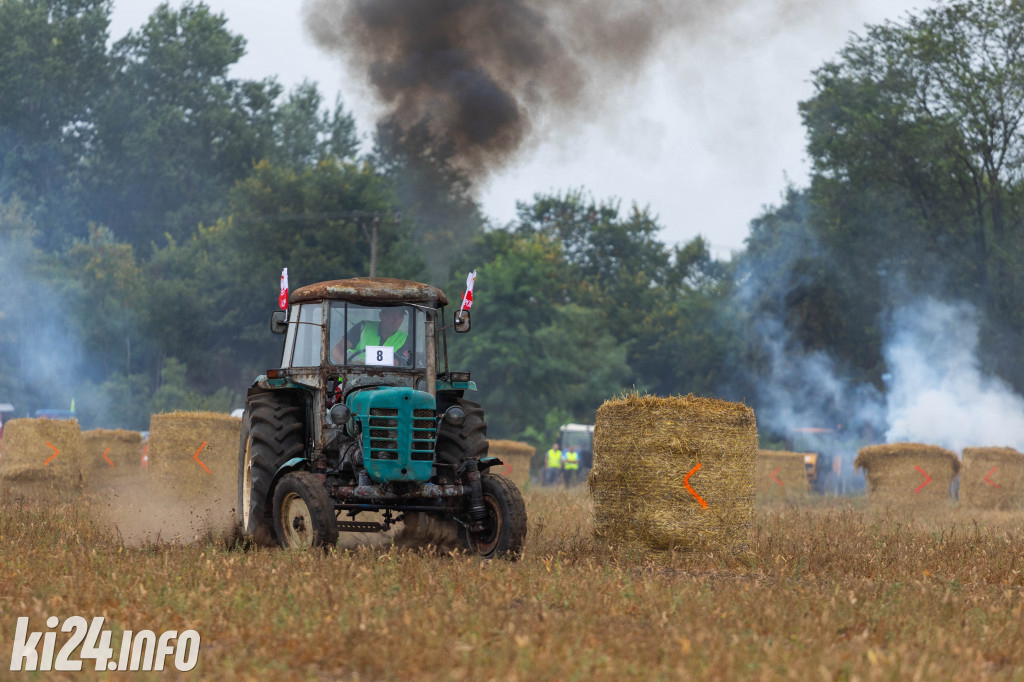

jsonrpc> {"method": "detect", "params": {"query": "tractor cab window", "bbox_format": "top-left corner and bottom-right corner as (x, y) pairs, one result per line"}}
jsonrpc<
(290, 303), (324, 367)
(329, 302), (426, 369)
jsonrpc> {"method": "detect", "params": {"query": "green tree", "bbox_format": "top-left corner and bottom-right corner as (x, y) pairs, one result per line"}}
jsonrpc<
(512, 191), (728, 392)
(87, 1), (281, 249)
(800, 0), (1024, 387)
(0, 197), (40, 402)
(628, 236), (739, 398)
(53, 225), (145, 380)
(450, 231), (630, 438)
(150, 357), (235, 414)
(144, 157), (421, 393)
(514, 191), (672, 322)
(271, 81), (359, 168)
(0, 0), (111, 244)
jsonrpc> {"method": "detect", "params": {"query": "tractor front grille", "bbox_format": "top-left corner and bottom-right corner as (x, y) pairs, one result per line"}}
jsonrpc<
(352, 387), (437, 482)
(367, 405), (436, 463)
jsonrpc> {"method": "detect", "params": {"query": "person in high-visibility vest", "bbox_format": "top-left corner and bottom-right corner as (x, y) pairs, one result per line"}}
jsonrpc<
(562, 446), (580, 487)
(331, 307), (412, 366)
(545, 444), (562, 486)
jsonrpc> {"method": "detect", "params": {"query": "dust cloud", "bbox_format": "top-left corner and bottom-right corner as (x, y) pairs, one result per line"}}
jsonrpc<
(85, 473), (240, 547)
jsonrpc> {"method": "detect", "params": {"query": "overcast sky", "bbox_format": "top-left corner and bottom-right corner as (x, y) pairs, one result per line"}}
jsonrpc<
(109, 0), (926, 259)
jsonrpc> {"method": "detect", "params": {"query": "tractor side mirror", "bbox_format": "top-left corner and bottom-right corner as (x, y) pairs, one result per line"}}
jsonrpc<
(454, 310), (470, 333)
(270, 310), (288, 334)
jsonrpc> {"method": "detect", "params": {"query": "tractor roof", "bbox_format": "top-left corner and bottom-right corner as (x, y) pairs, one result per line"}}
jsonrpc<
(290, 277), (448, 307)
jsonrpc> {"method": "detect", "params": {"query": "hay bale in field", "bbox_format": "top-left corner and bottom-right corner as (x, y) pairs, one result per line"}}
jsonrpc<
(756, 450), (811, 500)
(960, 447), (1024, 511)
(81, 429), (143, 492)
(0, 418), (82, 502)
(487, 439), (535, 486)
(147, 412), (241, 509)
(854, 443), (959, 510)
(588, 393), (757, 552)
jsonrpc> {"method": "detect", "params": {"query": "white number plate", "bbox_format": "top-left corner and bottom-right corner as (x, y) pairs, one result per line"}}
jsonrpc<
(365, 345), (393, 366)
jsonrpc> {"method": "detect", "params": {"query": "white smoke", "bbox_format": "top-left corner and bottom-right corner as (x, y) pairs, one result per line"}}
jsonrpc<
(754, 314), (885, 438)
(750, 295), (1024, 460)
(0, 221), (86, 419)
(883, 298), (1024, 453)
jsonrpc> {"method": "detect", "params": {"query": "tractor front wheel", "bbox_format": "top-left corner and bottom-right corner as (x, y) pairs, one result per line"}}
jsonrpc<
(272, 471), (339, 550)
(462, 473), (527, 559)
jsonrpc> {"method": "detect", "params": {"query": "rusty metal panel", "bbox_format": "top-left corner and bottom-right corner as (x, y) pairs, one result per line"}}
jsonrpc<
(291, 277), (448, 306)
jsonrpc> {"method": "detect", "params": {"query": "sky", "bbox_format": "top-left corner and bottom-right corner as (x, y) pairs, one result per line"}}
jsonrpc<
(108, 0), (926, 259)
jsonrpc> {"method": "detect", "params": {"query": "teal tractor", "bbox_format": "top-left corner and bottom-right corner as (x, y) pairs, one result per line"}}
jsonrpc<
(237, 277), (526, 558)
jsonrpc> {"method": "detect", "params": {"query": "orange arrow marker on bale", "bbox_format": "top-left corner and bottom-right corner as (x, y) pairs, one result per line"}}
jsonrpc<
(913, 465), (932, 494)
(193, 441), (211, 474)
(43, 442), (59, 466)
(102, 447), (114, 467)
(984, 466), (1001, 488)
(684, 463), (708, 509)
(770, 466), (784, 486)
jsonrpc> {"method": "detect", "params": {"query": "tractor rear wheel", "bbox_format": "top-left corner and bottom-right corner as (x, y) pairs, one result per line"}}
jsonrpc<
(237, 392), (305, 545)
(462, 473), (527, 559)
(272, 471), (339, 549)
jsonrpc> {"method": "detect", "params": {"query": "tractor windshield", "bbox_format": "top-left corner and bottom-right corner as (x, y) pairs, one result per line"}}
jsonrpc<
(328, 302), (426, 369)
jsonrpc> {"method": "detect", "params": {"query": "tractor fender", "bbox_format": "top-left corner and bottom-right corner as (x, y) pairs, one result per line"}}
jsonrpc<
(477, 456), (503, 472)
(458, 456), (503, 474)
(269, 457), (309, 498)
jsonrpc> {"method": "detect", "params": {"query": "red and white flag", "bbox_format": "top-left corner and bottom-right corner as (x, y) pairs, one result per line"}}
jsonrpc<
(460, 270), (476, 313)
(279, 267), (289, 310)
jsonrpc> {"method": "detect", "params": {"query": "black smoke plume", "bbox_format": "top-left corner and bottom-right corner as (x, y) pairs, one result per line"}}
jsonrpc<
(303, 0), (701, 178)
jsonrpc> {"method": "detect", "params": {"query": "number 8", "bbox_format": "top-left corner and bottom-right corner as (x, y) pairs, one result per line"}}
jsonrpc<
(377, 350), (383, 361)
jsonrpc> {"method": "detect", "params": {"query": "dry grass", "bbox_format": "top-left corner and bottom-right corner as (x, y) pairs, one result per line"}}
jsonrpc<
(2, 489), (1022, 680)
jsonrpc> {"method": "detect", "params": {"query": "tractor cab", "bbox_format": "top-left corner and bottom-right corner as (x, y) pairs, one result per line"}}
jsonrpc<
(271, 277), (449, 394)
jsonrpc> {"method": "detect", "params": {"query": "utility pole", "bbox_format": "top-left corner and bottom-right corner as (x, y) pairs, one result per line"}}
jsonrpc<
(359, 213), (380, 277)
(358, 211), (401, 277)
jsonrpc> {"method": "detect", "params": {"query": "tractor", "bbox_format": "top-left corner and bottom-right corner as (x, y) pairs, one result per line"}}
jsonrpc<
(236, 277), (526, 558)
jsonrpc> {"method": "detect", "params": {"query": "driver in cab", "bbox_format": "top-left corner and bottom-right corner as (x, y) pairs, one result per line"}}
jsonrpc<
(331, 307), (412, 367)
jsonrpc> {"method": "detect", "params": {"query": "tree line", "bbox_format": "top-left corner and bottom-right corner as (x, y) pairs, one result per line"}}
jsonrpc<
(1, 0), (1022, 452)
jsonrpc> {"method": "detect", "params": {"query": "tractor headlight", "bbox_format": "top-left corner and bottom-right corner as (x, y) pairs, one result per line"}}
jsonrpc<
(443, 406), (466, 427)
(329, 403), (351, 426)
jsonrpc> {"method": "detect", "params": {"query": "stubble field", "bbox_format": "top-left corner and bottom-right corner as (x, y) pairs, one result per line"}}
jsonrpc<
(1, 486), (1023, 681)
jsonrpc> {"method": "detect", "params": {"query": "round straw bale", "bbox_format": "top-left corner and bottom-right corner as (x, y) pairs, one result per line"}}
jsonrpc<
(0, 418), (82, 503)
(147, 411), (241, 510)
(487, 439), (535, 487)
(756, 450), (811, 501)
(588, 393), (757, 552)
(81, 429), (143, 492)
(959, 447), (1024, 511)
(854, 443), (959, 510)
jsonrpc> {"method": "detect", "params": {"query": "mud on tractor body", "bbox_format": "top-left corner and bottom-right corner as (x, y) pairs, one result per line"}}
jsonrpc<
(237, 277), (526, 558)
